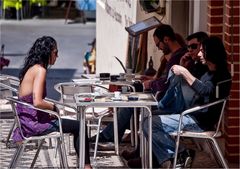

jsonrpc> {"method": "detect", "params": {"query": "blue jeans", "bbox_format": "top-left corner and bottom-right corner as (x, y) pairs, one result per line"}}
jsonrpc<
(142, 114), (203, 165)
(101, 106), (159, 142)
(42, 118), (90, 164)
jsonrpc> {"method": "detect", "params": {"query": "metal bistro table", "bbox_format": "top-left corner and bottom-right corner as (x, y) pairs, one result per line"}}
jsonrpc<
(73, 77), (139, 148)
(74, 92), (158, 168)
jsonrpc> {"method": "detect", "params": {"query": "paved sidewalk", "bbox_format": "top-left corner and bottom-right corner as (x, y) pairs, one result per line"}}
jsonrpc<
(0, 112), (224, 169)
(0, 99), (238, 168)
(0, 100), (238, 168)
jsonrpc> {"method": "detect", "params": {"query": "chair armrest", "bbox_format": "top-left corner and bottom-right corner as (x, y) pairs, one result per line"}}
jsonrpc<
(176, 97), (228, 135)
(181, 98), (227, 117)
(6, 97), (65, 140)
(0, 82), (19, 94)
(44, 97), (77, 112)
(6, 97), (61, 119)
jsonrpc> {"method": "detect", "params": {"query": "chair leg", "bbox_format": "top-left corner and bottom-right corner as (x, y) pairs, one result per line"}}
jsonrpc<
(87, 120), (91, 138)
(67, 134), (72, 155)
(173, 133), (181, 168)
(6, 118), (16, 148)
(3, 9), (5, 19)
(57, 138), (68, 168)
(130, 116), (135, 147)
(9, 144), (25, 168)
(93, 117), (103, 159)
(16, 9), (19, 20)
(20, 8), (23, 20)
(30, 139), (45, 168)
(209, 138), (229, 169)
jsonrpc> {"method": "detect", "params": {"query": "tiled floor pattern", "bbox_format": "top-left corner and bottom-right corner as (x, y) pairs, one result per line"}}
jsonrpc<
(0, 119), (127, 168)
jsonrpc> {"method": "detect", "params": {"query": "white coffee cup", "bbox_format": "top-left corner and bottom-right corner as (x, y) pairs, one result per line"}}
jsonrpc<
(114, 91), (121, 98)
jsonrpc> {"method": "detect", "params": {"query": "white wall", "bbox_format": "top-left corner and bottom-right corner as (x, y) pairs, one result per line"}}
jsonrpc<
(192, 0), (208, 33)
(96, 0), (137, 74)
(96, 0), (170, 73)
(96, 0), (208, 74)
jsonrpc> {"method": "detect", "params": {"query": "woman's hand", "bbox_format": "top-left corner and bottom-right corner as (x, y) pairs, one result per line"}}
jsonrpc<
(171, 65), (187, 76)
(171, 65), (196, 86)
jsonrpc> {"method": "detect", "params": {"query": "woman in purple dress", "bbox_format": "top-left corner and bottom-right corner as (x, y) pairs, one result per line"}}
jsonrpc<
(13, 36), (91, 169)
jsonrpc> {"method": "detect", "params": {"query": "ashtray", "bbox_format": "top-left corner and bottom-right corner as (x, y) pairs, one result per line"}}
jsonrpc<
(78, 97), (94, 102)
(128, 95), (139, 101)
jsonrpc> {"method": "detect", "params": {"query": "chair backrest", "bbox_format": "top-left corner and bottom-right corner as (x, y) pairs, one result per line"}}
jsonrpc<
(0, 75), (19, 98)
(54, 82), (94, 103)
(7, 97), (62, 140)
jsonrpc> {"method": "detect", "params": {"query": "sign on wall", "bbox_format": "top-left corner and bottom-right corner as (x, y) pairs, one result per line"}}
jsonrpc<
(96, 0), (137, 74)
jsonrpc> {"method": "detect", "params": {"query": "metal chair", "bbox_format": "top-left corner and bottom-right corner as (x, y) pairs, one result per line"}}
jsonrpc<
(6, 97), (68, 168)
(54, 82), (111, 160)
(172, 98), (229, 169)
(0, 75), (19, 147)
(2, 0), (23, 20)
(171, 78), (232, 168)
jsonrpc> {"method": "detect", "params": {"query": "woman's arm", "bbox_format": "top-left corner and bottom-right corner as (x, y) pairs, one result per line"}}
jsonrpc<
(171, 65), (196, 85)
(33, 66), (55, 111)
(171, 65), (214, 96)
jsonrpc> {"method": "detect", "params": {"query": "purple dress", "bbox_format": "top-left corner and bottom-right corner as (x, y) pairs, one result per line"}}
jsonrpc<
(12, 93), (53, 142)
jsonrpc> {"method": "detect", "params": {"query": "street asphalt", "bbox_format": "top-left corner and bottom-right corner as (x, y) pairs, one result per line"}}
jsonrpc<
(1, 19), (96, 100)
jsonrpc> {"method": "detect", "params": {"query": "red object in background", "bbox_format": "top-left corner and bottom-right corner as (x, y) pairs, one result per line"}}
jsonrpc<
(0, 57), (10, 70)
(109, 84), (122, 92)
(0, 44), (10, 70)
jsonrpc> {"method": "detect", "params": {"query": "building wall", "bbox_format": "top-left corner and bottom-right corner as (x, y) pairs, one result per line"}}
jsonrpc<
(96, 0), (137, 74)
(96, 0), (189, 74)
(207, 0), (240, 164)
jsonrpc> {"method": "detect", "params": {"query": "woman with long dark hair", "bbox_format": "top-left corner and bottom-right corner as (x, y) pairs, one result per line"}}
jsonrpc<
(13, 36), (91, 169)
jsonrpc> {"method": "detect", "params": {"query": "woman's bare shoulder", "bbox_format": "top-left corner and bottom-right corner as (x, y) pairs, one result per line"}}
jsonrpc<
(32, 64), (46, 73)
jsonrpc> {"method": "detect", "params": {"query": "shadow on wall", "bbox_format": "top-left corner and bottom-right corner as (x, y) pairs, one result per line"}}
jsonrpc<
(1, 68), (77, 100)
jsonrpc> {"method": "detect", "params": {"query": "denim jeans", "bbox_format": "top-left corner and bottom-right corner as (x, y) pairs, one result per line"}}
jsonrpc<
(142, 114), (203, 165)
(42, 118), (90, 164)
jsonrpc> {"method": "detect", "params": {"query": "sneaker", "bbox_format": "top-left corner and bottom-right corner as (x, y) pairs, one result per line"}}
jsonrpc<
(175, 149), (195, 168)
(121, 149), (139, 161)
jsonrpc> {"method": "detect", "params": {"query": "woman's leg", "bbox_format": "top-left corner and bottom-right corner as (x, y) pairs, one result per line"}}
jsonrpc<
(60, 118), (90, 164)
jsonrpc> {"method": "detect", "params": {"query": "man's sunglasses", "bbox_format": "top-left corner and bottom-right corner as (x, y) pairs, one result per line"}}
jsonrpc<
(187, 43), (198, 49)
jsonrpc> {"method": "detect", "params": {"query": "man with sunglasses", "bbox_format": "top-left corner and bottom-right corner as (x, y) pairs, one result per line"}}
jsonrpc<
(180, 31), (209, 79)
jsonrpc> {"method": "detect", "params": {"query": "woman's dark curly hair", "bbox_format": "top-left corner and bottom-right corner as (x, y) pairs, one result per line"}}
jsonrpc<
(19, 36), (57, 82)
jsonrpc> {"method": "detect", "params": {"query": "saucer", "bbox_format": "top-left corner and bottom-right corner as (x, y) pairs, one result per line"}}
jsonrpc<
(111, 97), (122, 101)
(117, 77), (126, 81)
